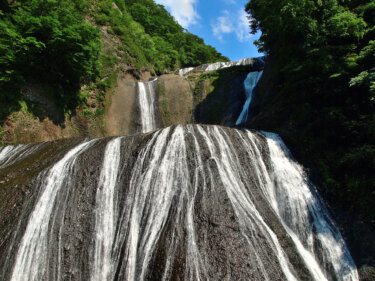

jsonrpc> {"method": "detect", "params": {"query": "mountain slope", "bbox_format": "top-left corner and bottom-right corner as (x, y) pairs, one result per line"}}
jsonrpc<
(0, 0), (228, 144)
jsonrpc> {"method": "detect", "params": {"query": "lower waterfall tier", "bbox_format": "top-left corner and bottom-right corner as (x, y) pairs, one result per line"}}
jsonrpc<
(0, 125), (357, 281)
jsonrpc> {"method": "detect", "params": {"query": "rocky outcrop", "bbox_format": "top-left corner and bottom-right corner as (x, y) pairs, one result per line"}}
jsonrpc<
(1, 84), (106, 145)
(105, 74), (138, 136)
(157, 74), (194, 127)
(1, 58), (265, 143)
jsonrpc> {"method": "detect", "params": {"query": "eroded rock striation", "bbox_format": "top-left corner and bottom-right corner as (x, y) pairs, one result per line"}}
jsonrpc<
(0, 125), (357, 281)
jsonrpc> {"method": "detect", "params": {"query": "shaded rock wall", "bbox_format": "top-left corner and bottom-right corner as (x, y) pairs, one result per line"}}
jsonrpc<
(192, 67), (250, 126)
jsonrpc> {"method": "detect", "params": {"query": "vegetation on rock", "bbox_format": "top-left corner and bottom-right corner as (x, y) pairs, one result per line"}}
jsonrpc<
(0, 0), (101, 107)
(0, 0), (227, 143)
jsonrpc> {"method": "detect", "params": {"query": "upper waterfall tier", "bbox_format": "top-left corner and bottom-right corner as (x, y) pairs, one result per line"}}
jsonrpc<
(177, 56), (266, 76)
(0, 125), (357, 281)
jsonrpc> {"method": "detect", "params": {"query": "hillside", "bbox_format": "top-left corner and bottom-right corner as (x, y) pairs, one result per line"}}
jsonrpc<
(0, 0), (228, 144)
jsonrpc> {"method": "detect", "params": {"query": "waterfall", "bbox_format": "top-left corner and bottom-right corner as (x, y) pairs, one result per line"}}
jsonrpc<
(202, 58), (260, 72)
(137, 79), (158, 133)
(178, 67), (194, 77)
(235, 70), (263, 125)
(9, 140), (97, 281)
(241, 130), (358, 281)
(91, 137), (122, 281)
(1, 125), (358, 281)
(115, 126), (189, 280)
(176, 57), (266, 76)
(260, 132), (358, 281)
(0, 143), (43, 169)
(0, 145), (26, 168)
(194, 125), (298, 281)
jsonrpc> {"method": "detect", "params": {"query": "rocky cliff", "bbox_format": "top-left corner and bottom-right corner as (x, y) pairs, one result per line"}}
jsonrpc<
(1, 58), (263, 143)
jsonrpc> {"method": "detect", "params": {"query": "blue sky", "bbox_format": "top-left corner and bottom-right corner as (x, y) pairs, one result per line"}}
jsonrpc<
(154, 0), (262, 61)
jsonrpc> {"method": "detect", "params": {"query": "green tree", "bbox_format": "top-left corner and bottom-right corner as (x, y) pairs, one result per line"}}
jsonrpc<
(0, 0), (101, 100)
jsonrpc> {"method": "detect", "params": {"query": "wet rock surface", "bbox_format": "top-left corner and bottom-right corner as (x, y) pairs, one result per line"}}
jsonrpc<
(0, 125), (358, 280)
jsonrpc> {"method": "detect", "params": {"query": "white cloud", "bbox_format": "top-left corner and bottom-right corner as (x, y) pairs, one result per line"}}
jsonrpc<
(212, 10), (234, 41)
(235, 9), (252, 42)
(211, 9), (252, 42)
(223, 0), (237, 4)
(155, 0), (199, 28)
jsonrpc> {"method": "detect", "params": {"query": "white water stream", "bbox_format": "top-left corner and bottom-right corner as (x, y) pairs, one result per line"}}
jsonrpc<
(91, 138), (122, 281)
(2, 125), (358, 281)
(0, 144), (43, 169)
(235, 70), (263, 125)
(261, 132), (358, 281)
(177, 58), (263, 76)
(137, 79), (158, 133)
(10, 140), (97, 281)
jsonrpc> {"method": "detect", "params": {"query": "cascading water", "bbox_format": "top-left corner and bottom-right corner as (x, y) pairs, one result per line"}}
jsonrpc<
(177, 67), (195, 77)
(9, 139), (97, 281)
(0, 143), (43, 169)
(248, 131), (358, 281)
(177, 57), (266, 76)
(91, 137), (122, 281)
(235, 70), (263, 125)
(0, 125), (358, 281)
(204, 58), (251, 71)
(263, 132), (358, 281)
(137, 78), (158, 133)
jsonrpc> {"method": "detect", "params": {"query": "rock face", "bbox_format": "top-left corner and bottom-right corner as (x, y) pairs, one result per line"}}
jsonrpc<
(1, 57), (264, 143)
(0, 125), (358, 281)
(105, 74), (138, 136)
(104, 57), (266, 136)
(157, 74), (194, 127)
